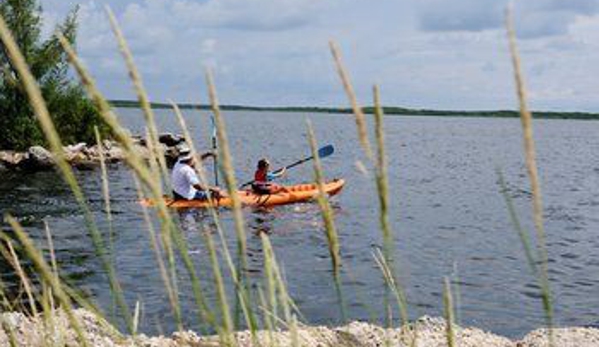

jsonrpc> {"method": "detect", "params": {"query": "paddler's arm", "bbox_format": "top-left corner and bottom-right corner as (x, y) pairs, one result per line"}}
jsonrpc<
(192, 183), (226, 198)
(268, 167), (286, 180)
(199, 151), (216, 161)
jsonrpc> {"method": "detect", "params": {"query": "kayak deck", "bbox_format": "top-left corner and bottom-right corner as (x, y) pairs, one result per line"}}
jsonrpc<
(140, 178), (345, 209)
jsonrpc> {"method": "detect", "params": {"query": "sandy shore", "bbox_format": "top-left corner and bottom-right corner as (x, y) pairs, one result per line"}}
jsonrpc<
(1, 309), (598, 346)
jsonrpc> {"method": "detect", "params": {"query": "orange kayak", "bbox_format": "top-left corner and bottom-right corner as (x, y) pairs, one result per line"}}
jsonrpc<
(140, 178), (345, 209)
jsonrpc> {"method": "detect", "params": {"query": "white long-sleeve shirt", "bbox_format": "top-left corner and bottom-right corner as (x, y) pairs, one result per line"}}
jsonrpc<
(171, 161), (200, 200)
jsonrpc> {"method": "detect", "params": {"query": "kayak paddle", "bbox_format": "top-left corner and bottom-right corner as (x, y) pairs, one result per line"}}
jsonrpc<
(239, 144), (335, 189)
(210, 114), (219, 186)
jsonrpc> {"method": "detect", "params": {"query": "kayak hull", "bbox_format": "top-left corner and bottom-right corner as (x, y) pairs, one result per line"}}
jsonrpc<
(140, 178), (345, 209)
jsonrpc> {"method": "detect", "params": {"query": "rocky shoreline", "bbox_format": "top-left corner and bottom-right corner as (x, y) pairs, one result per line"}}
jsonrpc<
(0, 133), (186, 172)
(1, 309), (598, 346)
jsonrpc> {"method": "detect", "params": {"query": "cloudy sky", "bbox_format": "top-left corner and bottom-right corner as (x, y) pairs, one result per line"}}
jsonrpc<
(39, 0), (599, 111)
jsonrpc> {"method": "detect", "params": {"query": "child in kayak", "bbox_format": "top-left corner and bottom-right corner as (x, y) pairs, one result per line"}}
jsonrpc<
(252, 158), (288, 194)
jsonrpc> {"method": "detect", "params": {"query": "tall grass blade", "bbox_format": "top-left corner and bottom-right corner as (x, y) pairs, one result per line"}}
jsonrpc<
(3, 239), (38, 316)
(443, 277), (456, 347)
(506, 7), (553, 344)
(260, 234), (303, 328)
(171, 101), (258, 334)
(306, 121), (341, 274)
(372, 248), (409, 326)
(94, 126), (118, 321)
(373, 85), (398, 329)
(205, 69), (258, 331)
(0, 13), (134, 332)
(132, 300), (141, 335)
(4, 216), (90, 347)
(106, 7), (170, 192)
(59, 28), (220, 334)
(306, 121), (346, 322)
(497, 169), (538, 275)
(132, 175), (182, 330)
(202, 228), (235, 346)
(373, 86), (393, 258)
(329, 41), (373, 160)
(43, 221), (58, 277)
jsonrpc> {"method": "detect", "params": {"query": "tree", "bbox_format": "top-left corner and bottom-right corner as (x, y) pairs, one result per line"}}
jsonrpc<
(0, 0), (108, 150)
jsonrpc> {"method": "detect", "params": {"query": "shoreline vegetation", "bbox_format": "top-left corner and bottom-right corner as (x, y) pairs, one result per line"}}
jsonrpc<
(110, 99), (599, 120)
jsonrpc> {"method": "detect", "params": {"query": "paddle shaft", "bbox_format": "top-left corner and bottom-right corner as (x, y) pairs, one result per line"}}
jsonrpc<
(273, 156), (313, 173)
(211, 116), (219, 186)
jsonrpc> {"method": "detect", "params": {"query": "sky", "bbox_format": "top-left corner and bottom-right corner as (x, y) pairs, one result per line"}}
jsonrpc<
(38, 0), (599, 111)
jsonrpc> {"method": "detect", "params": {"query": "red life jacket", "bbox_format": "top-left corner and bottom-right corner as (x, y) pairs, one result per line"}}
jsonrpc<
(254, 169), (268, 184)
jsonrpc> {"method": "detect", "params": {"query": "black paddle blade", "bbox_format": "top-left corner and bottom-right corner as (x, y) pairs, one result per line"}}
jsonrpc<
(317, 144), (334, 158)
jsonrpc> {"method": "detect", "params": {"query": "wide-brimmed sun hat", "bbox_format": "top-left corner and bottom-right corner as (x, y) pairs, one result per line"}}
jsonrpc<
(179, 153), (193, 162)
(178, 145), (192, 161)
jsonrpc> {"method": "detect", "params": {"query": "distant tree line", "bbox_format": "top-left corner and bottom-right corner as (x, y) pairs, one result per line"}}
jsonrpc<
(110, 99), (599, 120)
(0, 0), (108, 150)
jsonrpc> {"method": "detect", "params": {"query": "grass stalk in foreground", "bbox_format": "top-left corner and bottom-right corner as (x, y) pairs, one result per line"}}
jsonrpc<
(132, 175), (182, 330)
(506, 8), (554, 344)
(307, 121), (346, 322)
(202, 228), (235, 346)
(106, 7), (170, 193)
(497, 169), (539, 275)
(206, 69), (258, 331)
(372, 248), (409, 328)
(60, 30), (221, 335)
(373, 86), (393, 261)
(205, 69), (248, 263)
(1, 239), (38, 316)
(43, 221), (59, 278)
(261, 233), (300, 336)
(94, 126), (118, 321)
(306, 121), (341, 274)
(329, 41), (373, 160)
(171, 102), (258, 335)
(4, 216), (90, 347)
(373, 85), (392, 327)
(443, 277), (456, 347)
(0, 13), (134, 333)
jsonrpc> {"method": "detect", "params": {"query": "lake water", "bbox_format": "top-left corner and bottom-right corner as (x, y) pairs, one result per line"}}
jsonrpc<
(1, 108), (599, 338)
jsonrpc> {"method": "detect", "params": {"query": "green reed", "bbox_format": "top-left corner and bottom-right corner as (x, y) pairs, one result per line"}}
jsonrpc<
(205, 69), (260, 333)
(203, 228), (235, 345)
(0, 13), (134, 334)
(260, 234), (300, 338)
(58, 24), (231, 338)
(4, 240), (37, 316)
(443, 277), (456, 347)
(306, 121), (346, 322)
(497, 169), (539, 276)
(106, 8), (170, 193)
(373, 86), (393, 259)
(132, 175), (182, 329)
(4, 217), (90, 346)
(306, 122), (341, 274)
(174, 79), (257, 339)
(506, 7), (554, 345)
(372, 248), (409, 328)
(329, 41), (373, 159)
(94, 127), (118, 321)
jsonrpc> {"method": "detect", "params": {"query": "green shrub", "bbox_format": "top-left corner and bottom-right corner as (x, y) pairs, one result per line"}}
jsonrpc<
(0, 0), (108, 150)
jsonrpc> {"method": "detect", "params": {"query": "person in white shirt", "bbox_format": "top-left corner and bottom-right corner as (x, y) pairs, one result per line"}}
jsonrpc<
(171, 148), (224, 200)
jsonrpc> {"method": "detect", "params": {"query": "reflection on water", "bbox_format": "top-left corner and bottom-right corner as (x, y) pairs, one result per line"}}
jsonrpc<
(1, 109), (599, 338)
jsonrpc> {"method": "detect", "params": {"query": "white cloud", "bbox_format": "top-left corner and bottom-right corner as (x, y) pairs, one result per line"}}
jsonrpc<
(36, 0), (599, 111)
